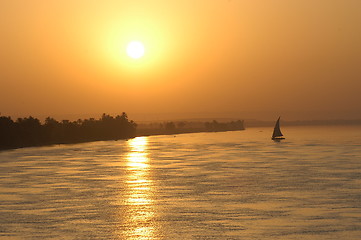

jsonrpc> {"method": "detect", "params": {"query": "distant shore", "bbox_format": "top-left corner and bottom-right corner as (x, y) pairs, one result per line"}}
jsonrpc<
(0, 115), (245, 151)
(244, 119), (361, 128)
(136, 120), (245, 137)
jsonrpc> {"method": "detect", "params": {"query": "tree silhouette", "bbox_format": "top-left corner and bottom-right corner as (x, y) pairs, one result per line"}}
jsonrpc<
(0, 113), (137, 150)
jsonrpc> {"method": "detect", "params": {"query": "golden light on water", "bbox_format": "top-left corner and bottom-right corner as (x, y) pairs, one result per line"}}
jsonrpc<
(124, 137), (156, 239)
(127, 137), (149, 170)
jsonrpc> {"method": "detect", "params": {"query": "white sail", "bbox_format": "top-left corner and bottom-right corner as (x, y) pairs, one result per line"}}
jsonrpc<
(272, 117), (283, 139)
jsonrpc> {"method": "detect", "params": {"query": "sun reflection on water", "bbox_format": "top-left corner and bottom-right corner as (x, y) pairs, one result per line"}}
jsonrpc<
(123, 137), (156, 239)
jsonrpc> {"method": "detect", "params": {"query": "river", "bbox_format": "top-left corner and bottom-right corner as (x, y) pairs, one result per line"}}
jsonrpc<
(1, 126), (361, 239)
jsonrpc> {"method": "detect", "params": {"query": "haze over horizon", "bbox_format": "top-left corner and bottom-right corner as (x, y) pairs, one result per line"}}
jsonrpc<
(1, 0), (360, 121)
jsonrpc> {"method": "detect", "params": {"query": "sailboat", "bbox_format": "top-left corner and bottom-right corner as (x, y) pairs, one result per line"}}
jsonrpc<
(272, 117), (285, 141)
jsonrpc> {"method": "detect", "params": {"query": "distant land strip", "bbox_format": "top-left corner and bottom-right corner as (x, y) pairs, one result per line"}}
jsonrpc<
(136, 120), (245, 137)
(0, 113), (245, 150)
(245, 119), (361, 128)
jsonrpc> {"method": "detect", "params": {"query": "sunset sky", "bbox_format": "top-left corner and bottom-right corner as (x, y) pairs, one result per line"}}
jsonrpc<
(1, 0), (360, 121)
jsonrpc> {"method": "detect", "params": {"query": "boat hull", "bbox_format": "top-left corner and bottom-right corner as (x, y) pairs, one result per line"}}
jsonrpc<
(272, 137), (285, 141)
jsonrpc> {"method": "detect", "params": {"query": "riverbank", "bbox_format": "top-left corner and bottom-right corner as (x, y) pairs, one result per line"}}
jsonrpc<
(0, 117), (245, 151)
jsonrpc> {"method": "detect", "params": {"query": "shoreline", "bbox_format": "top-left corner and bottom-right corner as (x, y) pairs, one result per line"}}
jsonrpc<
(0, 128), (246, 152)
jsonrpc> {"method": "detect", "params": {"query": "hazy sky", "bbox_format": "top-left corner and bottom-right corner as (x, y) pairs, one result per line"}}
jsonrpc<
(1, 0), (360, 121)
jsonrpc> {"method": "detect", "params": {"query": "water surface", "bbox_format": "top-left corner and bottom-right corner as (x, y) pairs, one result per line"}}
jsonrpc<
(1, 126), (361, 239)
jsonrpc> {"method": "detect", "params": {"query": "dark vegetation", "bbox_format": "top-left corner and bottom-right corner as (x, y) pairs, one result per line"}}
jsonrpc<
(0, 112), (245, 150)
(0, 113), (136, 150)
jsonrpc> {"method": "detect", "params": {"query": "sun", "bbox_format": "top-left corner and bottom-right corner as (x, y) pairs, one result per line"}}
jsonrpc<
(126, 41), (145, 59)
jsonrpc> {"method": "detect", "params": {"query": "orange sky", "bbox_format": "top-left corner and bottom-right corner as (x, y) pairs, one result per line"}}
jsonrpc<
(1, 0), (360, 121)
